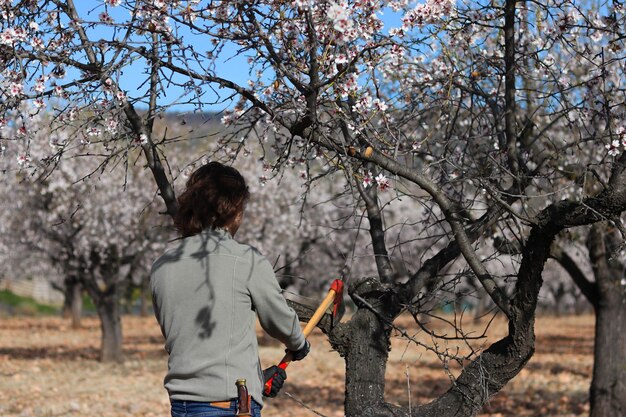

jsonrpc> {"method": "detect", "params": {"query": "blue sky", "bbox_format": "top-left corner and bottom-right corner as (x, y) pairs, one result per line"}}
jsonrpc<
(68, 2), (404, 112)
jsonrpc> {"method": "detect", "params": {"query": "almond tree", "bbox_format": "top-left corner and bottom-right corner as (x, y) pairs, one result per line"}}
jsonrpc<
(551, 225), (626, 417)
(0, 111), (166, 362)
(1, 1), (626, 415)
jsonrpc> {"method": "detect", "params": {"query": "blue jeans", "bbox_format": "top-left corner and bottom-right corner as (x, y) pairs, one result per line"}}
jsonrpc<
(171, 399), (262, 417)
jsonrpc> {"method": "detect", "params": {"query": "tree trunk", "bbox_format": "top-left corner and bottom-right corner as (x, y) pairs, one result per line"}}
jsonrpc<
(552, 283), (566, 317)
(70, 282), (83, 329)
(587, 224), (626, 417)
(60, 278), (83, 328)
(591, 298), (626, 417)
(62, 293), (71, 319)
(344, 308), (396, 417)
(94, 291), (124, 363)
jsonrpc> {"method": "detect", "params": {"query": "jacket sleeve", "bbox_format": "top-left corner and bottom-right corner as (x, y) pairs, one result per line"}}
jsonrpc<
(247, 251), (306, 352)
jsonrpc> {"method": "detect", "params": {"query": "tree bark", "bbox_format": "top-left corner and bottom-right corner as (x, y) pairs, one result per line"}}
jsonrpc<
(61, 280), (73, 319)
(587, 225), (626, 417)
(344, 308), (395, 417)
(70, 281), (83, 329)
(94, 290), (124, 363)
(60, 277), (83, 328)
(591, 299), (626, 417)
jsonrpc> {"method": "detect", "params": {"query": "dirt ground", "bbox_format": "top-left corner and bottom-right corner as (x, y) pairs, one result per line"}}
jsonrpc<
(0, 313), (594, 417)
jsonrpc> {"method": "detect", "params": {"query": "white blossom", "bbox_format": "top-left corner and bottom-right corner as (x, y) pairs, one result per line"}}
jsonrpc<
(8, 82), (23, 97)
(375, 173), (390, 191)
(16, 154), (30, 167)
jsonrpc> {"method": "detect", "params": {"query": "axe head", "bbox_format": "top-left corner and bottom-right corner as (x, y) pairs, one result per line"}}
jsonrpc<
(330, 279), (345, 327)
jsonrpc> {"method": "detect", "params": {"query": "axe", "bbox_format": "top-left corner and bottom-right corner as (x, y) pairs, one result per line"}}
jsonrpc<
(264, 279), (345, 396)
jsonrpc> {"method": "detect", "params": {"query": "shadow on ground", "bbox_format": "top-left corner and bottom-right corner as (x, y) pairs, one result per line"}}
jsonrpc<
(0, 344), (167, 361)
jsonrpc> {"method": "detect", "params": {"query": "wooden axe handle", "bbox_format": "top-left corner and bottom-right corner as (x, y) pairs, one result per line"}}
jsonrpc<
(264, 281), (342, 395)
(274, 287), (337, 364)
(302, 288), (338, 337)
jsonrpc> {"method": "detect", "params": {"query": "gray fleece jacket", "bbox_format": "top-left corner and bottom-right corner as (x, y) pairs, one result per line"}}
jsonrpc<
(150, 228), (305, 406)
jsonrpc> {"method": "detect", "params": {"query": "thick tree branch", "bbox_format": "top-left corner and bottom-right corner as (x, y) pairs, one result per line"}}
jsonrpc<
(504, 0), (520, 182)
(550, 245), (598, 306)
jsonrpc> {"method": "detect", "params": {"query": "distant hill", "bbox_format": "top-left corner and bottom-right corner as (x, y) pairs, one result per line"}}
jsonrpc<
(160, 111), (221, 126)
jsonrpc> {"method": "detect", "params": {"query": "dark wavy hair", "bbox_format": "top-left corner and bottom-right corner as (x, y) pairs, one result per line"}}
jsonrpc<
(174, 162), (250, 238)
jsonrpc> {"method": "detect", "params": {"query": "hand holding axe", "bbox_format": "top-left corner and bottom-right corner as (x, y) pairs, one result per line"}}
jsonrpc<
(264, 279), (345, 396)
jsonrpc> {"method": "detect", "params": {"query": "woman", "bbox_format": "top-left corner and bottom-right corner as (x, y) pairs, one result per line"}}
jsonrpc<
(151, 162), (310, 417)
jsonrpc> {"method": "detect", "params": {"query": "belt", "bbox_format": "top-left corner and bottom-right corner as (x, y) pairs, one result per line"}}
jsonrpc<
(209, 400), (232, 409)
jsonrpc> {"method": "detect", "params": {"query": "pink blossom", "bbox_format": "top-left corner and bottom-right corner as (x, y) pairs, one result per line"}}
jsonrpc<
(354, 93), (373, 113)
(33, 98), (45, 108)
(1, 8), (14, 20)
(12, 27), (27, 42)
(106, 118), (118, 133)
(375, 173), (390, 191)
(327, 2), (353, 34)
(294, 0), (313, 9)
(54, 85), (66, 97)
(34, 81), (46, 93)
(221, 111), (235, 126)
(16, 154), (30, 167)
(116, 91), (127, 102)
(403, 0), (455, 29)
(0, 29), (15, 45)
(606, 139), (621, 157)
(99, 12), (114, 24)
(590, 30), (603, 42)
(373, 98), (388, 112)
(334, 54), (349, 65)
(30, 36), (44, 50)
(105, 0), (122, 6)
(8, 82), (23, 97)
(337, 73), (359, 98)
(103, 78), (114, 92)
(68, 107), (79, 121)
(362, 171), (373, 188)
(389, 27), (405, 38)
(390, 44), (405, 60)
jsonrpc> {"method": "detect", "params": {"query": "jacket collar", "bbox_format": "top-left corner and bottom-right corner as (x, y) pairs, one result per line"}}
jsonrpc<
(200, 227), (232, 239)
